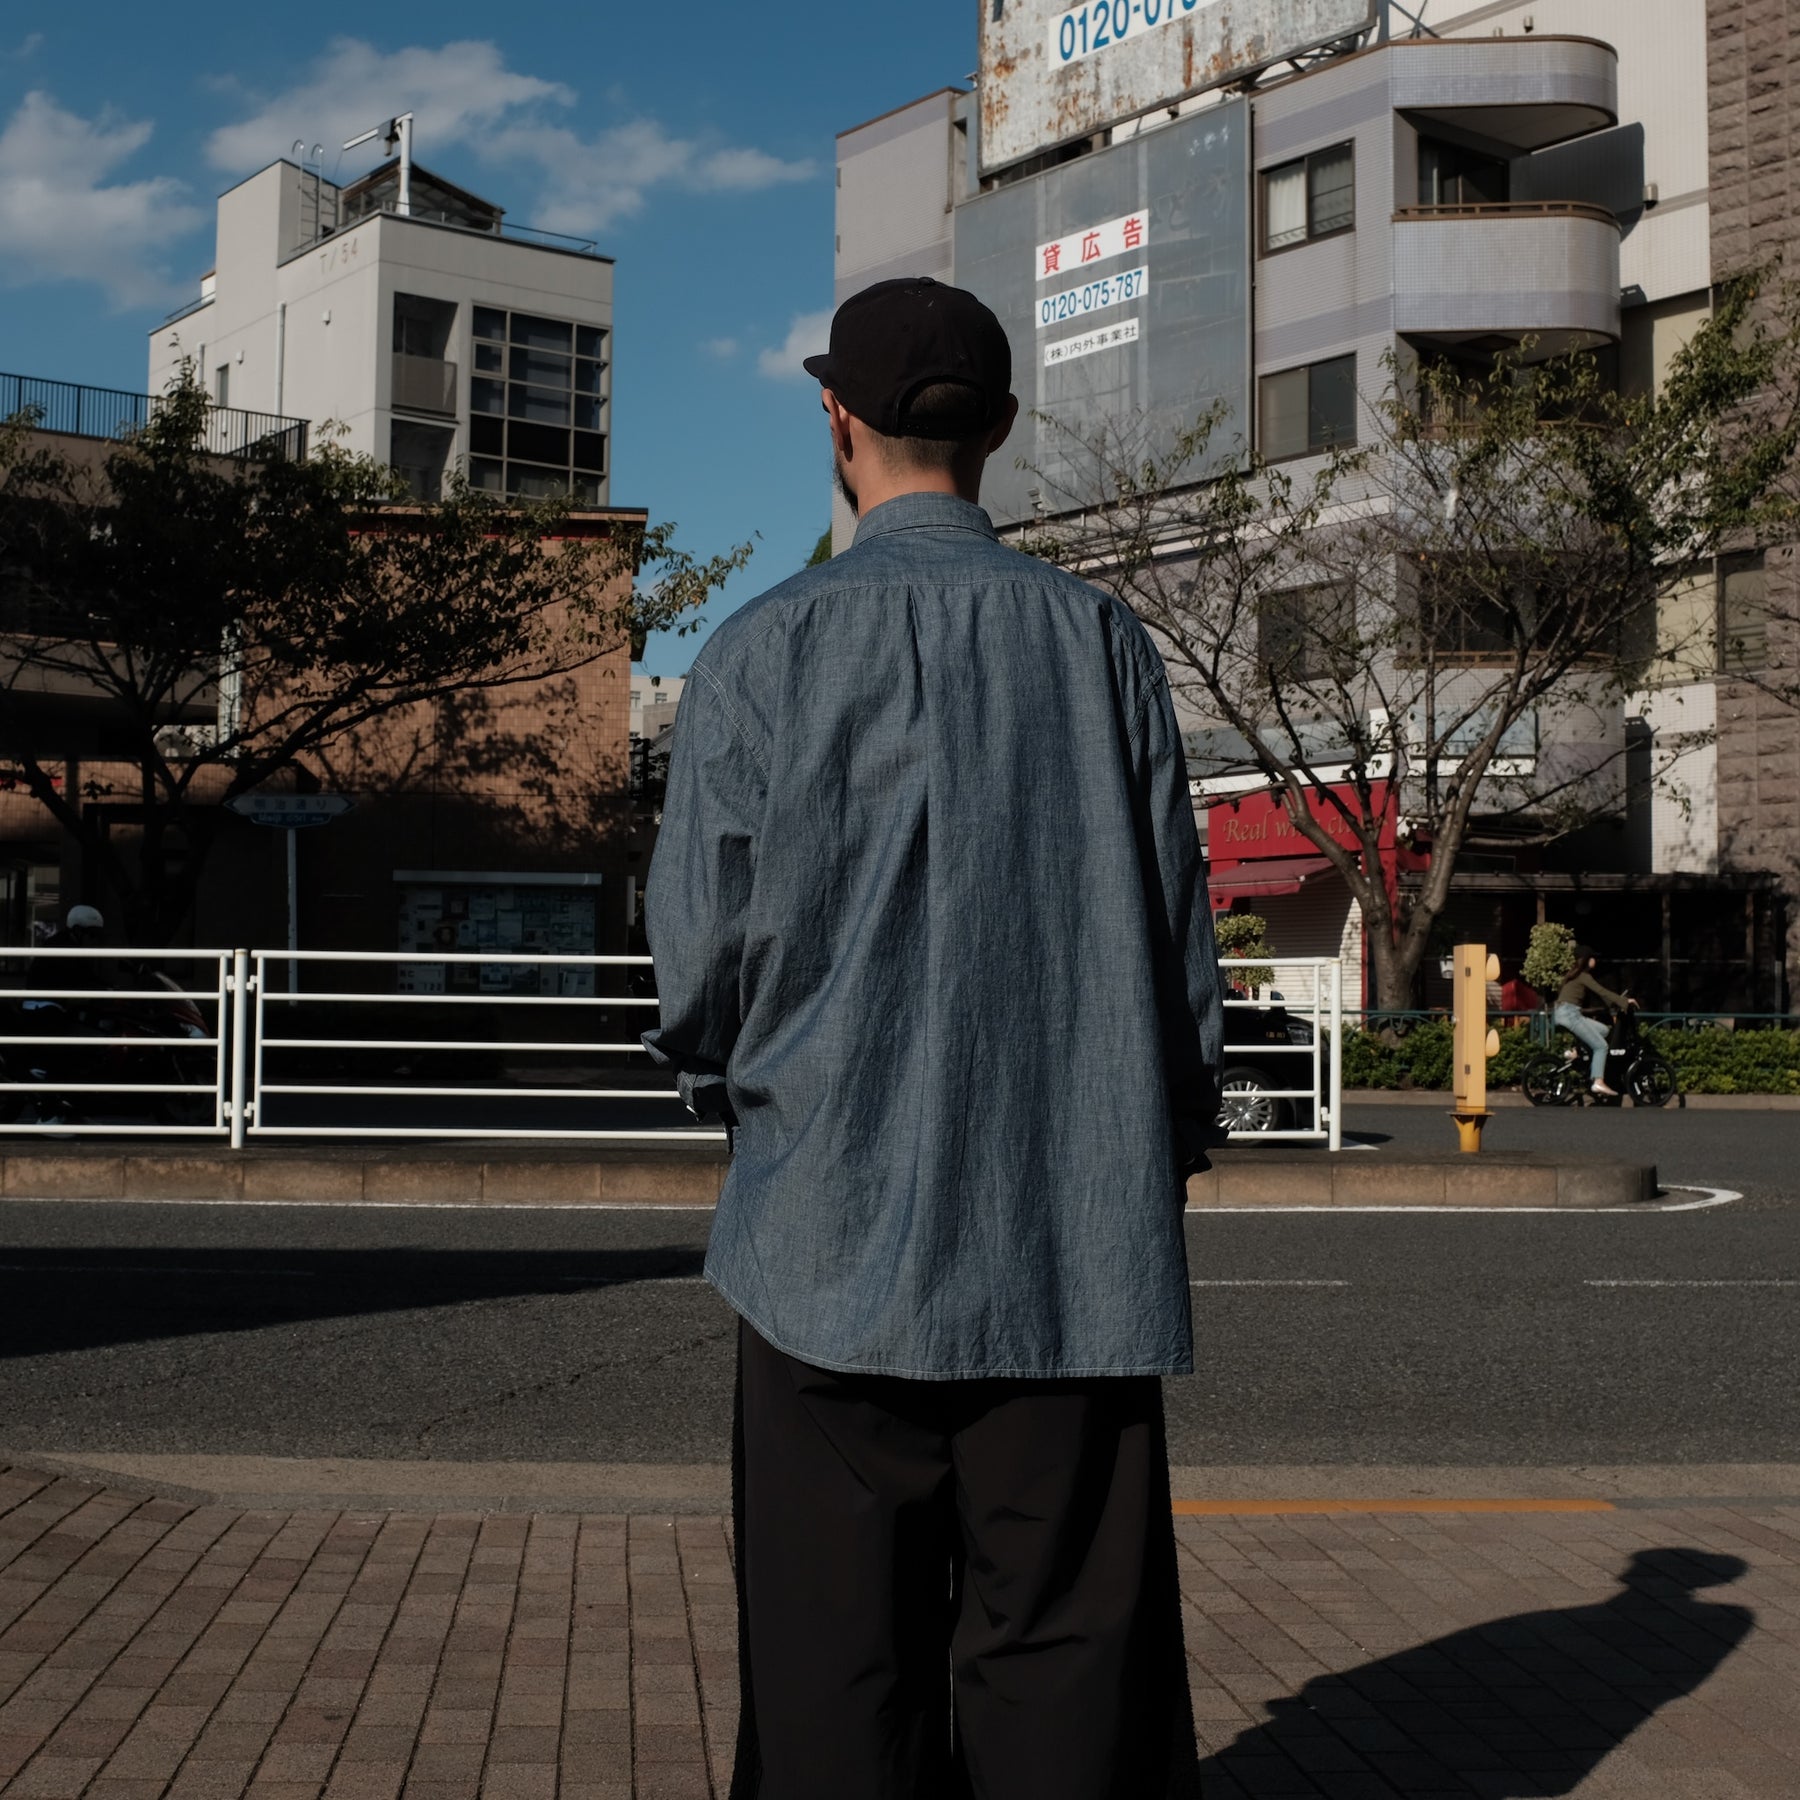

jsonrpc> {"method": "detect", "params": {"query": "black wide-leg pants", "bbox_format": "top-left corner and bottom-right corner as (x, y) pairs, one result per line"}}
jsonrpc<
(728, 1321), (1201, 1800)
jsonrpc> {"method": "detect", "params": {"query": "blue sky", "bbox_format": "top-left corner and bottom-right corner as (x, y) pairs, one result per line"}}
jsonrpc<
(0, 2), (974, 674)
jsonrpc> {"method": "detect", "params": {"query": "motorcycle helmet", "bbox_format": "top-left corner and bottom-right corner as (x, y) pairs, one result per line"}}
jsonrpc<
(1572, 943), (1596, 967)
(65, 905), (105, 932)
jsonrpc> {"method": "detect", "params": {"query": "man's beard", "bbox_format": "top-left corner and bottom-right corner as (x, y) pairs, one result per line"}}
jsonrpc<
(831, 450), (859, 518)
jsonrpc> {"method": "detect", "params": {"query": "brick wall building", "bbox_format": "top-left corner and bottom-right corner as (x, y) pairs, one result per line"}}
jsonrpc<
(1708, 0), (1800, 1004)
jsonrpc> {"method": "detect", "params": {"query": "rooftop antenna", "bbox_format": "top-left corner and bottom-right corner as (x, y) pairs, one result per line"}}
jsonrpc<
(343, 112), (413, 217)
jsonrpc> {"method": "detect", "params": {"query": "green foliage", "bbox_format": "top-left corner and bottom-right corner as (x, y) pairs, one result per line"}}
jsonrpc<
(1341, 1021), (1800, 1095)
(807, 528), (834, 567)
(1522, 922), (1578, 993)
(0, 365), (753, 941)
(1643, 1027), (1800, 1096)
(1214, 911), (1274, 992)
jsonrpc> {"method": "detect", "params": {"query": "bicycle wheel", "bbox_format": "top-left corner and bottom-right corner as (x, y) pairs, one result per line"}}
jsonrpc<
(1629, 1054), (1679, 1109)
(1520, 1052), (1571, 1107)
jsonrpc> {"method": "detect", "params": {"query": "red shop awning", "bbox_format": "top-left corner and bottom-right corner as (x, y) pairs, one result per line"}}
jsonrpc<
(1207, 855), (1336, 903)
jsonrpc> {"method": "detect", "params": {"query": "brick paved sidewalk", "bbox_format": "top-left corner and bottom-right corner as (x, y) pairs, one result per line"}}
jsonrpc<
(4, 1464), (1800, 1799)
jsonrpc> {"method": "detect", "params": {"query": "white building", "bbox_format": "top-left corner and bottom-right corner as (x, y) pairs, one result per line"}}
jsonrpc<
(150, 150), (613, 506)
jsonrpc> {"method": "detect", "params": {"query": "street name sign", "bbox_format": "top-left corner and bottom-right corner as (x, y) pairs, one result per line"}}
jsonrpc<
(225, 794), (356, 829)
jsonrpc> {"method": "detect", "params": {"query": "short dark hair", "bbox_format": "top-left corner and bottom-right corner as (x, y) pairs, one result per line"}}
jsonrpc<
(867, 382), (994, 474)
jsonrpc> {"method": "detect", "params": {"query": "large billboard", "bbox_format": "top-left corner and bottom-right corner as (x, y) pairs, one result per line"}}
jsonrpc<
(979, 0), (1376, 174)
(953, 101), (1249, 530)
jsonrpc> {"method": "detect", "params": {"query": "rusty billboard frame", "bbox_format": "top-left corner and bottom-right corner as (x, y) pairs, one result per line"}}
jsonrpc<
(979, 0), (1378, 175)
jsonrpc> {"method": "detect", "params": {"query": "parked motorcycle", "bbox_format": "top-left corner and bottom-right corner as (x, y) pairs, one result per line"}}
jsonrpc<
(1, 967), (216, 1127)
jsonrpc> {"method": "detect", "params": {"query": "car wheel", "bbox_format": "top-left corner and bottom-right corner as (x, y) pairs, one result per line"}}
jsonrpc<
(1217, 1065), (1290, 1135)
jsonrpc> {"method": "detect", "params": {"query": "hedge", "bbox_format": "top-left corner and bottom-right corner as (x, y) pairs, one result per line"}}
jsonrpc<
(1342, 1020), (1800, 1096)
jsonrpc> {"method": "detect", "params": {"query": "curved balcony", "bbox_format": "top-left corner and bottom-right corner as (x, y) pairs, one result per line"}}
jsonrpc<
(1392, 202), (1621, 355)
(1391, 35), (1618, 153)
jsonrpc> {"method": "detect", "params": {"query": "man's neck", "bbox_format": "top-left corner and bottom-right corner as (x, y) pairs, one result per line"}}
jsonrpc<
(848, 470), (981, 516)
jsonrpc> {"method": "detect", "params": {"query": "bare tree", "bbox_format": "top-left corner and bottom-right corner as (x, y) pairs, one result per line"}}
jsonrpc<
(0, 378), (752, 942)
(1024, 274), (1800, 1009)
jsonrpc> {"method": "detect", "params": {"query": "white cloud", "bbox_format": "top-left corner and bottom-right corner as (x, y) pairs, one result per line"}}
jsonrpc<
(703, 337), (740, 360)
(205, 38), (814, 239)
(495, 117), (814, 236)
(8, 32), (45, 59)
(0, 92), (202, 307)
(206, 37), (571, 172)
(758, 310), (832, 381)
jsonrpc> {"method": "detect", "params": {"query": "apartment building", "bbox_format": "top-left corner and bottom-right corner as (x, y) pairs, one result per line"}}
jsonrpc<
(150, 148), (613, 508)
(32, 138), (645, 960)
(831, 0), (1793, 1013)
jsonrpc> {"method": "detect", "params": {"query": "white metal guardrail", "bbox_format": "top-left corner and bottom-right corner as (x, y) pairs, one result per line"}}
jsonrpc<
(245, 950), (711, 1144)
(0, 947), (1344, 1150)
(0, 946), (232, 1136)
(1219, 958), (1345, 1152)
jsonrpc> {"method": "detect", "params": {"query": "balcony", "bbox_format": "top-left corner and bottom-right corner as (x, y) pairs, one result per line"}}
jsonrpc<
(1392, 203), (1621, 354)
(0, 371), (307, 461)
(391, 353), (458, 417)
(1391, 35), (1618, 154)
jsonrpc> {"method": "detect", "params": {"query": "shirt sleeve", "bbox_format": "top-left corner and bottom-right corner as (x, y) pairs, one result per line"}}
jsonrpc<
(1133, 671), (1227, 1169)
(1580, 971), (1626, 1009)
(640, 663), (765, 1122)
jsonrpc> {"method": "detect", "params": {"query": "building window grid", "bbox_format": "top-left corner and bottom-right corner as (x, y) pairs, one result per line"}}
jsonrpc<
(1260, 143), (1355, 254)
(1258, 354), (1358, 462)
(468, 305), (608, 505)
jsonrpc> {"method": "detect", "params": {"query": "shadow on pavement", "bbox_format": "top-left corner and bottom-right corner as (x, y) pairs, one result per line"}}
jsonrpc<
(1197, 1548), (1752, 1796)
(0, 1245), (709, 1357)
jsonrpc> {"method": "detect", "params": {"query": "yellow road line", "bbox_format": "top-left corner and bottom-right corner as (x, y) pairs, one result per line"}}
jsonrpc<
(1172, 1498), (1617, 1516)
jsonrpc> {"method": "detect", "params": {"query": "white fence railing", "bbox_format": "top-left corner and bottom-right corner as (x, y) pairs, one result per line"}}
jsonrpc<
(1220, 957), (1344, 1152)
(0, 947), (1344, 1151)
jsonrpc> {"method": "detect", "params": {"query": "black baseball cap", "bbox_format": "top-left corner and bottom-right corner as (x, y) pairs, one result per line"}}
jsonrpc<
(803, 277), (1013, 439)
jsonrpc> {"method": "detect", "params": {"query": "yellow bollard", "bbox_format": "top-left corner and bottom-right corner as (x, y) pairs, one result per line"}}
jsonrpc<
(1450, 943), (1501, 1153)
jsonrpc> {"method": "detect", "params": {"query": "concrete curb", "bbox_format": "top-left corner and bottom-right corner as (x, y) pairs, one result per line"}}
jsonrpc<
(1188, 1149), (1657, 1209)
(0, 1141), (1656, 1209)
(0, 1143), (727, 1206)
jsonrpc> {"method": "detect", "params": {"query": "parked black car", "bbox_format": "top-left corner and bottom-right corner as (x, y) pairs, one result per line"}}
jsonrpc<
(1216, 1003), (1327, 1135)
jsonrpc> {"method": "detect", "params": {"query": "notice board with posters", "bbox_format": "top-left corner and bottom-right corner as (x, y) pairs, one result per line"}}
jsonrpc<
(952, 100), (1250, 530)
(394, 873), (600, 996)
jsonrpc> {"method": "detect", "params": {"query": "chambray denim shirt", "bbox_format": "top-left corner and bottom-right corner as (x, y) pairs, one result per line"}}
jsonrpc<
(643, 492), (1224, 1379)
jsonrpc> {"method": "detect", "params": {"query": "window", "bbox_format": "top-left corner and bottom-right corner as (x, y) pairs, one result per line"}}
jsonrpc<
(1719, 552), (1768, 674)
(1258, 355), (1357, 460)
(1261, 144), (1354, 252)
(213, 364), (230, 409)
(1418, 135), (1509, 208)
(1258, 583), (1355, 681)
(468, 305), (610, 503)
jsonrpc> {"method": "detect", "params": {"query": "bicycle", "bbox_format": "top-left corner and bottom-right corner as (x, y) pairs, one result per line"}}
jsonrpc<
(1520, 1006), (1679, 1109)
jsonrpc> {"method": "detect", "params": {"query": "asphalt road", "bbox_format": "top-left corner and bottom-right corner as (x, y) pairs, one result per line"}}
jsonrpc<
(0, 1104), (1792, 1470)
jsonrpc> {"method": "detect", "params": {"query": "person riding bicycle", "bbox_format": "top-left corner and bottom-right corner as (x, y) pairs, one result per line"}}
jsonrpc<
(1553, 945), (1634, 1099)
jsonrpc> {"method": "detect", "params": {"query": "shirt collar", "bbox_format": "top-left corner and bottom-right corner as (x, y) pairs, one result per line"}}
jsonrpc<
(851, 491), (1000, 547)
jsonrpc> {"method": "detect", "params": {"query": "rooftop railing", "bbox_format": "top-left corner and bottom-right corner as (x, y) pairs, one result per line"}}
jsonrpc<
(0, 372), (308, 462)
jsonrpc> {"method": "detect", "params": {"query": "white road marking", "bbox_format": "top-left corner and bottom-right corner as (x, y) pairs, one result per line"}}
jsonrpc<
(1195, 1185), (1744, 1216)
(1586, 1278), (1797, 1289)
(1191, 1279), (1349, 1288)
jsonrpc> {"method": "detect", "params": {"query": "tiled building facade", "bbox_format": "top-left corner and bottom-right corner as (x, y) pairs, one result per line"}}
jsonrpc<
(1708, 0), (1800, 1003)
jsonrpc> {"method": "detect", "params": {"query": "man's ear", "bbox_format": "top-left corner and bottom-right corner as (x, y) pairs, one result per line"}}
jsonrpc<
(987, 394), (1021, 456)
(822, 389), (857, 461)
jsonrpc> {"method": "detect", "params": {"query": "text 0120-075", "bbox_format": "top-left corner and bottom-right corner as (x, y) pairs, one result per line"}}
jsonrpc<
(1052, 0), (1202, 66)
(1038, 267), (1147, 330)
